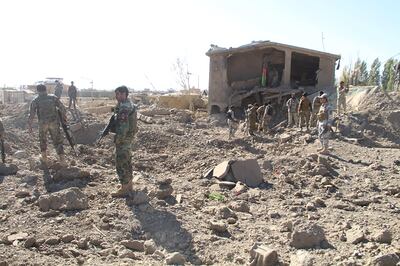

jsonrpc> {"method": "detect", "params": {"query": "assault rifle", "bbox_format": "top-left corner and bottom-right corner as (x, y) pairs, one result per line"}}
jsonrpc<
(58, 110), (76, 155)
(96, 114), (116, 144)
(1, 139), (5, 163)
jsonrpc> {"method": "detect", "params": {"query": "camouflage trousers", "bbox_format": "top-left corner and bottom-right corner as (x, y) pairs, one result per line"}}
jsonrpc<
(38, 122), (64, 155)
(261, 115), (272, 133)
(115, 141), (133, 184)
(288, 112), (298, 127)
(337, 96), (346, 114)
(299, 111), (311, 129)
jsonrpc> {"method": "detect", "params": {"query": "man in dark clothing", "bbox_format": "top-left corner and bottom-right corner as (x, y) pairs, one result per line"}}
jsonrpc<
(68, 81), (78, 110)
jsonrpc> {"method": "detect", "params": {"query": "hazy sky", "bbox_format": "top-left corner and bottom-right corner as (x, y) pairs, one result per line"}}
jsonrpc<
(1, 0), (399, 90)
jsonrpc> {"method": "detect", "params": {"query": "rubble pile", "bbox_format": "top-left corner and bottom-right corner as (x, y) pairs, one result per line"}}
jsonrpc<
(0, 93), (399, 265)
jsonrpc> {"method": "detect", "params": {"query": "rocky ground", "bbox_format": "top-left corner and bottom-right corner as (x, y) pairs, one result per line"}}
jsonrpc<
(0, 89), (399, 266)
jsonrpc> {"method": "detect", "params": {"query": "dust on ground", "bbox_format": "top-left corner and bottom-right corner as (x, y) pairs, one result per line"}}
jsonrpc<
(0, 88), (399, 265)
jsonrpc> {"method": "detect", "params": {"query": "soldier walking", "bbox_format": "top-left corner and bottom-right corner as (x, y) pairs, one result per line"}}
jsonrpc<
(286, 93), (298, 127)
(226, 106), (237, 140)
(337, 81), (348, 115)
(68, 81), (78, 110)
(311, 91), (324, 127)
(111, 86), (138, 197)
(317, 94), (333, 155)
(246, 104), (257, 136)
(298, 92), (312, 131)
(28, 84), (67, 165)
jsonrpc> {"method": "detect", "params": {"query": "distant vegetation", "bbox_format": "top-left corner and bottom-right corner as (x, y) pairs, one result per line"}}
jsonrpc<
(340, 57), (399, 91)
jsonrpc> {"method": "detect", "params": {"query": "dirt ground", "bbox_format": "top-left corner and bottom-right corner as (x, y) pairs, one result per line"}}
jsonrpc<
(0, 88), (399, 266)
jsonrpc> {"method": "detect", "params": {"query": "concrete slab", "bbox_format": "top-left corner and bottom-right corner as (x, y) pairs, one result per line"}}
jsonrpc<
(212, 161), (231, 179)
(231, 159), (263, 187)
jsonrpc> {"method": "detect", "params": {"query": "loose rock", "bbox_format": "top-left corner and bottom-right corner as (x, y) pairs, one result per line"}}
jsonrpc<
(290, 223), (327, 249)
(165, 252), (186, 265)
(249, 244), (279, 266)
(38, 187), (88, 211)
(120, 240), (145, 252)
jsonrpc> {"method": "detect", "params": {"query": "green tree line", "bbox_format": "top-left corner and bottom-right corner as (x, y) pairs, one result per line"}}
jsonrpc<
(340, 57), (399, 91)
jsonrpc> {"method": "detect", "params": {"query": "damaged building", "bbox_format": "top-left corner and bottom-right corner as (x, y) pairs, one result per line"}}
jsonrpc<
(206, 41), (340, 114)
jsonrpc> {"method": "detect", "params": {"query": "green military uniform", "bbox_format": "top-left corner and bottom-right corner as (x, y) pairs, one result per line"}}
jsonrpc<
(298, 95), (312, 130)
(29, 91), (66, 155)
(114, 99), (137, 185)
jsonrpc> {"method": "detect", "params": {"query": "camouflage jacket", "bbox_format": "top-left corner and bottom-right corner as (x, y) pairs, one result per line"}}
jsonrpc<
(114, 99), (137, 144)
(298, 96), (312, 112)
(29, 92), (66, 124)
(54, 83), (63, 97)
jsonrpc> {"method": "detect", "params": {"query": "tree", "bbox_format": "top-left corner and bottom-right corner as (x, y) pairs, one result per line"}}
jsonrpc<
(381, 59), (397, 91)
(172, 58), (191, 90)
(359, 60), (368, 85)
(368, 58), (381, 86)
(340, 65), (350, 85)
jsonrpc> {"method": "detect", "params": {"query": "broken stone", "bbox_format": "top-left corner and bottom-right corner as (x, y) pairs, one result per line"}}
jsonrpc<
(126, 191), (149, 205)
(209, 220), (227, 233)
(38, 187), (88, 211)
(290, 223), (327, 249)
(120, 240), (145, 252)
(217, 206), (237, 219)
(45, 236), (60, 245)
(352, 199), (371, 207)
(213, 161), (231, 179)
(76, 237), (89, 249)
(13, 150), (28, 159)
(346, 228), (366, 244)
(165, 252), (186, 265)
(262, 160), (273, 171)
(53, 167), (90, 182)
(15, 190), (30, 198)
(23, 237), (36, 248)
(231, 159), (263, 187)
(144, 239), (157, 255)
(290, 250), (315, 266)
(119, 250), (137, 260)
(156, 184), (173, 199)
(371, 229), (392, 244)
(280, 133), (292, 143)
(7, 232), (28, 243)
(61, 234), (75, 243)
(232, 181), (247, 195)
(368, 253), (400, 266)
(313, 198), (326, 208)
(305, 202), (316, 211)
(249, 244), (279, 266)
(0, 163), (18, 176)
(229, 201), (250, 213)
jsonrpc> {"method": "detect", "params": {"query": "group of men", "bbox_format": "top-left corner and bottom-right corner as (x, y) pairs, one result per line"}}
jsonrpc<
(226, 101), (274, 139)
(226, 81), (349, 155)
(1, 83), (137, 198)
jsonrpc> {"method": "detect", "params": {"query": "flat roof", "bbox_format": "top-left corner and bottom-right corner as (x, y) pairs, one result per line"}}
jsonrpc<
(206, 40), (340, 60)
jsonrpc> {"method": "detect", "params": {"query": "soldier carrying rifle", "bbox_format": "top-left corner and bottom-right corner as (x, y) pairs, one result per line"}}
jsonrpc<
(28, 84), (69, 166)
(98, 86), (138, 197)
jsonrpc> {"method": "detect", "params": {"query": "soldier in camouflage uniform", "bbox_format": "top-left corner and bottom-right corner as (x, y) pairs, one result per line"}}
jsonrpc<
(111, 86), (138, 197)
(28, 84), (67, 165)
